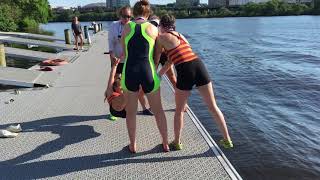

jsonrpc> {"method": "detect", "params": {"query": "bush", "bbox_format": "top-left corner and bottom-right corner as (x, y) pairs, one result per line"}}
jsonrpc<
(0, 5), (18, 31)
(20, 18), (38, 32)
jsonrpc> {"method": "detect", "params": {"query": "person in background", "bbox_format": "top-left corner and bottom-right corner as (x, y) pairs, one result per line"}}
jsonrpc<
(108, 6), (153, 116)
(71, 16), (83, 51)
(155, 14), (233, 150)
(120, 0), (169, 153)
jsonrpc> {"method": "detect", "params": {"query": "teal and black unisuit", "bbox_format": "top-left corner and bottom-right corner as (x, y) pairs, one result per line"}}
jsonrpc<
(121, 22), (160, 93)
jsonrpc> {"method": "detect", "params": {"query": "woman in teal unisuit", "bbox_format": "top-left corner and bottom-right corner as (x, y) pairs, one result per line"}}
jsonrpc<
(120, 0), (169, 153)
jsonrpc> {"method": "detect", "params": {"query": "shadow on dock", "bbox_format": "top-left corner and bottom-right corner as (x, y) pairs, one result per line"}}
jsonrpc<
(0, 115), (212, 179)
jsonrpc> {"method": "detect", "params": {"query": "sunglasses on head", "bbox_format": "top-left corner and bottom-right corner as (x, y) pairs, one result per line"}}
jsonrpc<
(122, 15), (131, 19)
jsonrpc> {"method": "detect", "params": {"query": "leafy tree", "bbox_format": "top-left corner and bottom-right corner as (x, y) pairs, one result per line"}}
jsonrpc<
(0, 5), (18, 31)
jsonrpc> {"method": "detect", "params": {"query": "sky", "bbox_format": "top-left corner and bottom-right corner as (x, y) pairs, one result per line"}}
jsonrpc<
(49, 0), (207, 8)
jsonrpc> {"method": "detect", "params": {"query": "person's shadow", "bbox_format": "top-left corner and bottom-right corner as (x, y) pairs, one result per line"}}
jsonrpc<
(0, 115), (213, 179)
(0, 115), (104, 166)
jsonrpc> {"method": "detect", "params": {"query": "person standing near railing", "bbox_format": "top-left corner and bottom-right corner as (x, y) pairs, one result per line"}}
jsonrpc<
(71, 16), (83, 51)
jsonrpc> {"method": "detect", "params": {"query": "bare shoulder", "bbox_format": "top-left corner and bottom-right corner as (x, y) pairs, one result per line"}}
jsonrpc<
(145, 22), (158, 39)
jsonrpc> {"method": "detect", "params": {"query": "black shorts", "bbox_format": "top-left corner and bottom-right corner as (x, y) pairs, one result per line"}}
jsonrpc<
(74, 31), (82, 36)
(116, 63), (124, 74)
(175, 59), (211, 91)
(110, 105), (126, 118)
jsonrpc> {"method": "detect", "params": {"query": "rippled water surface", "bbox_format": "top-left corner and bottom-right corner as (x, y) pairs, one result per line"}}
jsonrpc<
(42, 16), (320, 180)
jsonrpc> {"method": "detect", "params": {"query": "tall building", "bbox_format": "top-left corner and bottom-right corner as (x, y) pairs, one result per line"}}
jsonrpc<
(209, 0), (228, 7)
(176, 0), (200, 7)
(106, 0), (130, 8)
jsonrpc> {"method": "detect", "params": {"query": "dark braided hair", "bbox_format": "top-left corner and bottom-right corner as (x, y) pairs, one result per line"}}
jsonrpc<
(160, 14), (176, 31)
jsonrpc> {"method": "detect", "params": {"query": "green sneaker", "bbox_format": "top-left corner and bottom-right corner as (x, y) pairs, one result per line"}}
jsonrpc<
(219, 139), (233, 149)
(107, 114), (117, 121)
(169, 142), (183, 151)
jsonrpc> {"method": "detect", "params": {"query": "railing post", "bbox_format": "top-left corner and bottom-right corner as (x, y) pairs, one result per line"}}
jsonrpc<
(84, 26), (88, 39)
(94, 24), (98, 34)
(64, 29), (71, 44)
(0, 44), (6, 67)
(85, 28), (92, 45)
(100, 23), (103, 31)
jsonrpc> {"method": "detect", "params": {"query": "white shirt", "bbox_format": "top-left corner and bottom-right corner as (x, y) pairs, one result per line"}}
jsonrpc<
(108, 21), (128, 63)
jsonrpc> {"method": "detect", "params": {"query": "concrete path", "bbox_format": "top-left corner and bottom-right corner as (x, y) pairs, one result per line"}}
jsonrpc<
(0, 31), (241, 180)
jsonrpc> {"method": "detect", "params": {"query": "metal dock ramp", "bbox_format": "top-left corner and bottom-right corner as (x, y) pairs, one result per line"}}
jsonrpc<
(0, 32), (242, 179)
(0, 31), (64, 42)
(0, 67), (59, 87)
(0, 36), (72, 50)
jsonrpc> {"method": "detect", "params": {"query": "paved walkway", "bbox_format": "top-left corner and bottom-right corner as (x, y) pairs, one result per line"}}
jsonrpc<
(0, 32), (241, 180)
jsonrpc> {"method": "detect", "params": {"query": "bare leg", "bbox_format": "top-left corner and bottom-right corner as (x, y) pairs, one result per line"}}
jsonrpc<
(174, 88), (190, 144)
(75, 35), (79, 50)
(166, 66), (177, 87)
(125, 91), (139, 152)
(138, 88), (147, 110)
(197, 82), (231, 141)
(79, 34), (84, 49)
(145, 88), (169, 150)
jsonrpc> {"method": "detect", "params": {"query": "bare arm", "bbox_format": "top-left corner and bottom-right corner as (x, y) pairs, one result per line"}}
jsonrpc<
(154, 37), (162, 68)
(158, 60), (173, 76)
(104, 59), (120, 101)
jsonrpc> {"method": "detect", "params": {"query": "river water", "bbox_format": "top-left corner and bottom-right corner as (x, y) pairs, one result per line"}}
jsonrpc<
(41, 16), (320, 180)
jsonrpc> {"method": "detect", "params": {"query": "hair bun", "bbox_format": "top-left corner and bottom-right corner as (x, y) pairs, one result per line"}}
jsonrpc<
(140, 0), (149, 5)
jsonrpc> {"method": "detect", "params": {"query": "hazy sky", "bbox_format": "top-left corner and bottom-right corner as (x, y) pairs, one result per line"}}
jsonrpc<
(49, 0), (207, 7)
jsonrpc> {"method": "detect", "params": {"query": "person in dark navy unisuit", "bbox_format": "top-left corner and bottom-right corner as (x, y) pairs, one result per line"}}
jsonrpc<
(108, 6), (153, 116)
(156, 14), (233, 150)
(120, 0), (169, 153)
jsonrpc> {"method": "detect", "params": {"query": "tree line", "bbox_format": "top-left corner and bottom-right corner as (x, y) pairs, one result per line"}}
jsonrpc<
(1, 0), (320, 32)
(50, 0), (320, 22)
(0, 0), (51, 34)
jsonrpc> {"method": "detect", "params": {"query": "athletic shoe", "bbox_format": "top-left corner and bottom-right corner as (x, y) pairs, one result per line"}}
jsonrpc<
(219, 139), (234, 149)
(6, 124), (22, 133)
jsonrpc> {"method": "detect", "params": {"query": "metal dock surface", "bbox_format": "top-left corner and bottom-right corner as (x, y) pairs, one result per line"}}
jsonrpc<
(0, 31), (64, 42)
(0, 36), (72, 50)
(0, 32), (241, 180)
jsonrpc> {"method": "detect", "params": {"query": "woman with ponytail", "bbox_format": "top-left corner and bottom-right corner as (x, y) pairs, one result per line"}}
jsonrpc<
(155, 14), (233, 150)
(120, 0), (169, 153)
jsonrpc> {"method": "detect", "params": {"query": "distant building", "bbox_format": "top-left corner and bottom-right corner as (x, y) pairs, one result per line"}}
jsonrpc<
(176, 0), (200, 7)
(82, 3), (106, 9)
(106, 0), (130, 8)
(52, 6), (69, 13)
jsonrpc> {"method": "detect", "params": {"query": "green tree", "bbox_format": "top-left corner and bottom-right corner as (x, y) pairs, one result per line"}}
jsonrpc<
(0, 5), (19, 31)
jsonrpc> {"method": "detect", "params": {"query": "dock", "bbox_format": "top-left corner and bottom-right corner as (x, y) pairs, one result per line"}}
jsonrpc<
(0, 36), (73, 50)
(0, 31), (64, 42)
(0, 31), (241, 179)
